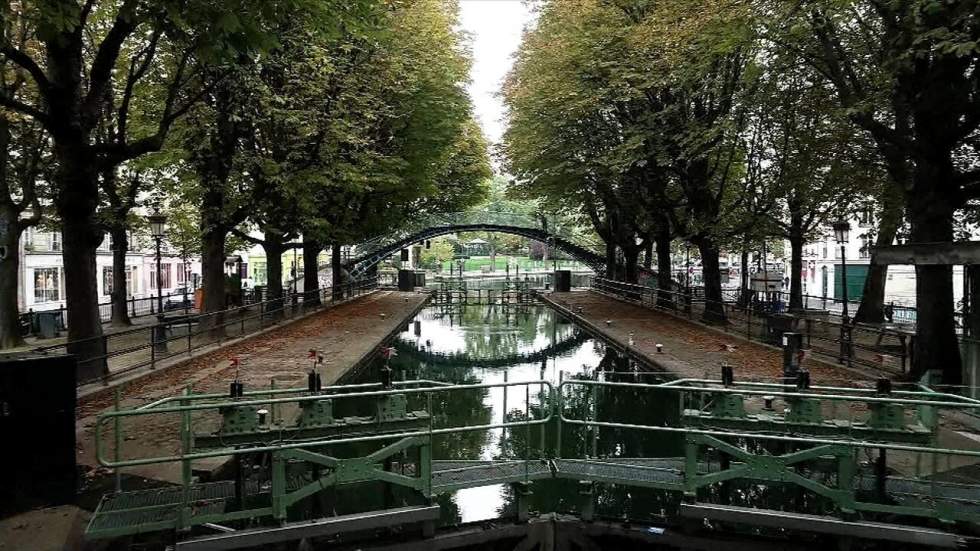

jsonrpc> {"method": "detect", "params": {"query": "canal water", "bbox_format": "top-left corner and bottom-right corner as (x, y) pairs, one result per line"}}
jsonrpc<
(344, 300), (687, 526)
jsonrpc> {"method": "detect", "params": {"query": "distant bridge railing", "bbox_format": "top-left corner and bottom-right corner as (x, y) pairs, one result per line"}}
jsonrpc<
(348, 212), (605, 270)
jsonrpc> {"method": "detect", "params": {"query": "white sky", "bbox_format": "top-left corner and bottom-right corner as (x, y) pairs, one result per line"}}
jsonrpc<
(459, 0), (537, 146)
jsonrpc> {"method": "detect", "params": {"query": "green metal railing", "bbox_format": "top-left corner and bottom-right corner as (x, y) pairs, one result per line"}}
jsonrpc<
(87, 375), (980, 542)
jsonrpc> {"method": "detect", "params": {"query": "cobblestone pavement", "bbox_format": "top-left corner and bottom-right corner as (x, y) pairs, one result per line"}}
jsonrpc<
(76, 290), (429, 483)
(547, 290), (874, 385)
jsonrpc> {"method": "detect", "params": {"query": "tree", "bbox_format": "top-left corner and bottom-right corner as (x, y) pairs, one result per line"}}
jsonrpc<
(0, 13), (47, 347)
(289, 0), (488, 297)
(757, 0), (980, 383)
(501, 0), (658, 283)
(742, 56), (881, 311)
(419, 238), (454, 270)
(0, 0), (299, 378)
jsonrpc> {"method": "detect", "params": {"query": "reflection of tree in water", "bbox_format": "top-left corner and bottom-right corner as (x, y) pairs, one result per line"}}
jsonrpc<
(455, 305), (577, 361)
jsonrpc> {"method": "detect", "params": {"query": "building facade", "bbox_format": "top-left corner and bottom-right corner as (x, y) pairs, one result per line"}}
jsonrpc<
(17, 228), (202, 313)
(792, 212), (970, 310)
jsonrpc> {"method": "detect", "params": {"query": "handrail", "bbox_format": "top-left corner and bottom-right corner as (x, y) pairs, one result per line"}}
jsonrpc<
(39, 277), (379, 386)
(96, 379), (554, 468)
(589, 276), (923, 374)
(557, 378), (980, 457)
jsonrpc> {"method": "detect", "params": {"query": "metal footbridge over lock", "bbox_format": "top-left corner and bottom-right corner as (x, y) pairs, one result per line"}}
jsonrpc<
(87, 373), (980, 549)
(344, 212), (609, 279)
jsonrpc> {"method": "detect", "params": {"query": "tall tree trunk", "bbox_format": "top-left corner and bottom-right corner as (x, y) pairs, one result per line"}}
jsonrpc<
(0, 205), (24, 349)
(622, 244), (641, 284)
(331, 244), (344, 300)
(739, 247), (750, 307)
(908, 185), (961, 384)
(57, 145), (107, 381)
(604, 240), (616, 280)
(655, 229), (674, 308)
(200, 220), (227, 336)
(193, 76), (238, 336)
(263, 236), (284, 317)
(0, 117), (22, 349)
(694, 238), (726, 324)
(854, 194), (903, 323)
(788, 231), (804, 312)
(303, 241), (322, 305)
(109, 224), (131, 326)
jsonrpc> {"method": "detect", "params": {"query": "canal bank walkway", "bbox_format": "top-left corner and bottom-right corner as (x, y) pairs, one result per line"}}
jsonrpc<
(544, 290), (873, 385)
(75, 290), (429, 484)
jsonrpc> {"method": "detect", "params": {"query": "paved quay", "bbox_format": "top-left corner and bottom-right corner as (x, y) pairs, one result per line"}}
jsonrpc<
(75, 290), (429, 483)
(543, 290), (873, 385)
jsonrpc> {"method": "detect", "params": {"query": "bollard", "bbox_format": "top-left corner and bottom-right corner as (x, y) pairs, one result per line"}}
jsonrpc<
(781, 332), (804, 383)
(796, 370), (810, 390)
(153, 315), (169, 356)
(721, 363), (734, 386)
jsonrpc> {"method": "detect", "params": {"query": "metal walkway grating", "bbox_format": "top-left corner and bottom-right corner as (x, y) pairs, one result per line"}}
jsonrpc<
(87, 458), (980, 539)
(431, 460), (552, 493)
(97, 481), (237, 513)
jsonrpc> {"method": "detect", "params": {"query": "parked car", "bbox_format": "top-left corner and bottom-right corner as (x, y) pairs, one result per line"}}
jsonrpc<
(164, 288), (194, 311)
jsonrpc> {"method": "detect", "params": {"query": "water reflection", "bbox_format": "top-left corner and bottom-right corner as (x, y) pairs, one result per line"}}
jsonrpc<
(350, 302), (684, 524)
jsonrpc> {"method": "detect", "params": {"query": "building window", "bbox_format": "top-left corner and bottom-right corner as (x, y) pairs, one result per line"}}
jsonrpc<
(50, 232), (61, 251)
(150, 270), (157, 290)
(176, 263), (186, 284)
(102, 266), (113, 295)
(127, 266), (138, 296)
(860, 237), (871, 259)
(858, 208), (873, 228)
(99, 233), (111, 252)
(253, 262), (267, 285)
(24, 227), (34, 249)
(822, 243), (827, 259)
(34, 267), (60, 302)
(161, 264), (172, 289)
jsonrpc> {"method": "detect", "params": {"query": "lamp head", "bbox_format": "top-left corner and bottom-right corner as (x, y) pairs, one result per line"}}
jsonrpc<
(831, 219), (850, 245)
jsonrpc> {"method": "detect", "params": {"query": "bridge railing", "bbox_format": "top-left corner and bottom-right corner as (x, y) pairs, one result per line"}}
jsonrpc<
(559, 376), (980, 524)
(348, 211), (605, 267)
(89, 374), (980, 541)
(590, 277), (918, 375)
(39, 278), (379, 388)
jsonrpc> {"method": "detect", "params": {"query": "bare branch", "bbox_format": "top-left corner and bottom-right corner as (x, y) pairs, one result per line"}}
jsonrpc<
(0, 90), (50, 126)
(82, 0), (141, 129)
(117, 28), (163, 141)
(0, 44), (50, 94)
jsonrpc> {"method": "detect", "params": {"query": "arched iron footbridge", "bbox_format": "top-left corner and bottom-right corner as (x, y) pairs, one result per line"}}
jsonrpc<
(345, 212), (607, 279)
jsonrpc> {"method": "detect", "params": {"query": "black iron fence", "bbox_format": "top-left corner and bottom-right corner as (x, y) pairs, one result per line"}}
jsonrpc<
(590, 278), (913, 375)
(19, 290), (205, 338)
(33, 279), (378, 387)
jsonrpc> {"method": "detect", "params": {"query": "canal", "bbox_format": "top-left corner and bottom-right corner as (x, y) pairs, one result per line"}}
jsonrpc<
(340, 299), (686, 526)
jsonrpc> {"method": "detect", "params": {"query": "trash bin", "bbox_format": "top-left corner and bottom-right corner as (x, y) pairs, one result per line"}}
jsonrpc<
(554, 270), (572, 292)
(36, 311), (62, 339)
(398, 270), (415, 291)
(194, 288), (204, 310)
(765, 314), (797, 346)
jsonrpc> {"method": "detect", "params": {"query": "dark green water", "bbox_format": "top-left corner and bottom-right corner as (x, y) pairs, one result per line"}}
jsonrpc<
(348, 301), (685, 524)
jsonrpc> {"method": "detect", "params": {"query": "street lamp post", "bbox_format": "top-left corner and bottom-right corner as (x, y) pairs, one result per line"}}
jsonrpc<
(685, 243), (692, 314)
(832, 219), (851, 365)
(148, 208), (167, 314)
